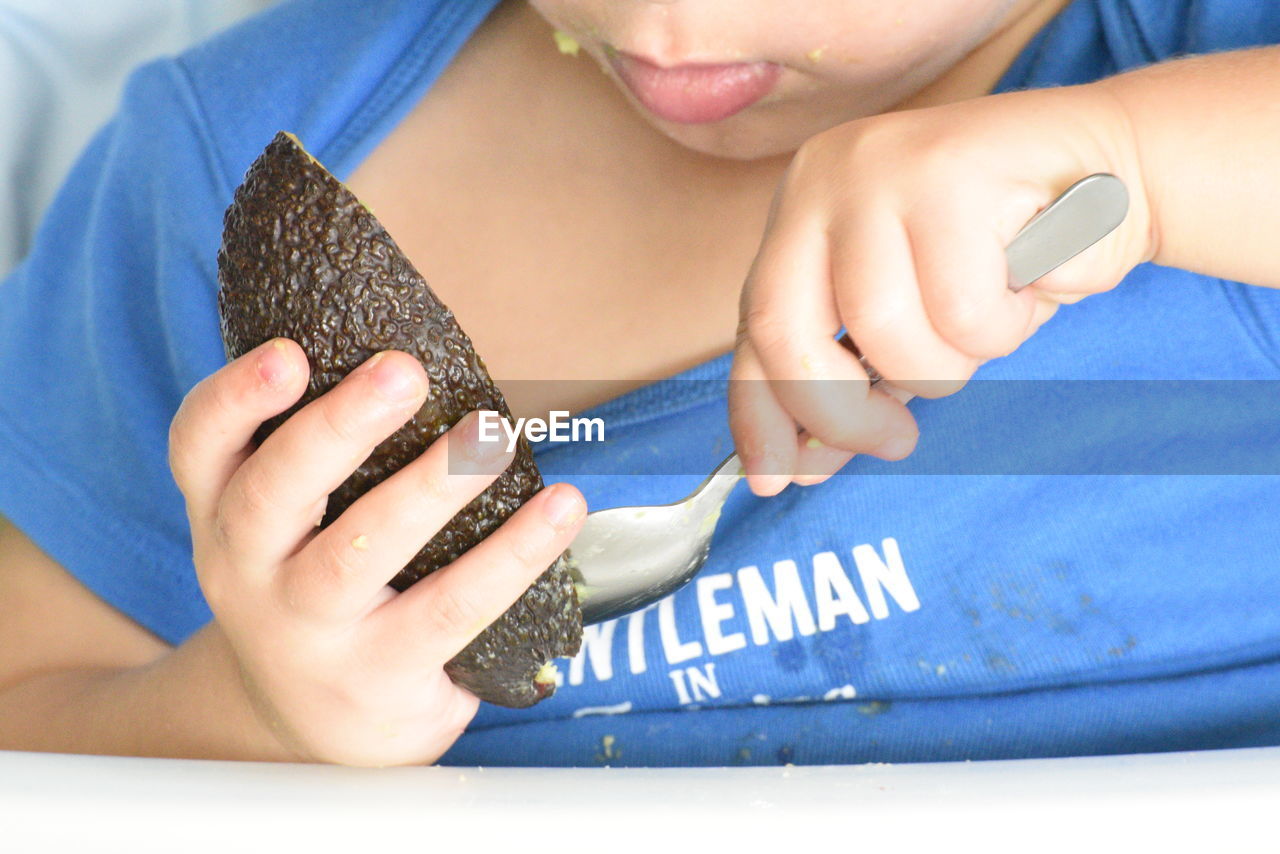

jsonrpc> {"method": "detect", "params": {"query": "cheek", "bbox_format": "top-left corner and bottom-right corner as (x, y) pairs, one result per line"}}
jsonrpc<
(785, 0), (1012, 70)
(526, 0), (603, 39)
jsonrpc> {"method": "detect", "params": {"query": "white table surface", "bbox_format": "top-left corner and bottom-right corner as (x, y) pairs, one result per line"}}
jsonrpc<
(2, 745), (1278, 851)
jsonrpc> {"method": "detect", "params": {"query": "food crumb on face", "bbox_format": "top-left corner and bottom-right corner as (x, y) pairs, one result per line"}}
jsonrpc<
(351, 534), (370, 551)
(553, 30), (581, 57)
(806, 46), (827, 63)
(805, 436), (824, 450)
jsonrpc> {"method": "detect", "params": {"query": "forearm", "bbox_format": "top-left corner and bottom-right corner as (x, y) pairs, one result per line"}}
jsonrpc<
(0, 621), (296, 762)
(1100, 45), (1280, 287)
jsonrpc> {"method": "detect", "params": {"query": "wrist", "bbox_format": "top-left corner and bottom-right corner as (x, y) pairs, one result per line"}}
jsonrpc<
(148, 622), (305, 763)
(171, 622), (309, 763)
(1088, 73), (1163, 271)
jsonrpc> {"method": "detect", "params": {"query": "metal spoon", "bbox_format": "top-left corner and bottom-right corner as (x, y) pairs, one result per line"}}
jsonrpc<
(572, 173), (1130, 625)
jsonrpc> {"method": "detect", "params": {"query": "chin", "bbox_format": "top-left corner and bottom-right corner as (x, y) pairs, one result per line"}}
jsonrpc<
(644, 112), (818, 162)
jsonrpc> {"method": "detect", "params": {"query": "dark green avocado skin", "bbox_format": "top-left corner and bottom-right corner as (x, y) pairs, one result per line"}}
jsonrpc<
(216, 131), (581, 708)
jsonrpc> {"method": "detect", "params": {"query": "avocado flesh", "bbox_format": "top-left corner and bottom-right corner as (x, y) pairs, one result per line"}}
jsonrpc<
(216, 131), (581, 708)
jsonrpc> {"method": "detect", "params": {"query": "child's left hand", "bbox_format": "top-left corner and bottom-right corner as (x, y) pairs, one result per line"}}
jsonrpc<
(729, 82), (1156, 495)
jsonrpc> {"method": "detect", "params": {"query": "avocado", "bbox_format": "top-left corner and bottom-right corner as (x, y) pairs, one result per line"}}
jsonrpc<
(216, 131), (581, 708)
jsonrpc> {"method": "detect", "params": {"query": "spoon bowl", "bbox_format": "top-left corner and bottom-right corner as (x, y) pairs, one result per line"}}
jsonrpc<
(573, 453), (745, 625)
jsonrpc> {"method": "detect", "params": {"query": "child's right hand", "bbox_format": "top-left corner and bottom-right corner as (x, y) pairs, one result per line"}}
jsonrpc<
(167, 338), (586, 767)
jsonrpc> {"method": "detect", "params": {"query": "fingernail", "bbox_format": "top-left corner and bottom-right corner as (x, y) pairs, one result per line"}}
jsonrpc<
(542, 485), (585, 530)
(368, 353), (425, 403)
(256, 339), (295, 388)
(751, 473), (792, 497)
(457, 411), (512, 465)
(874, 434), (917, 460)
(741, 447), (792, 496)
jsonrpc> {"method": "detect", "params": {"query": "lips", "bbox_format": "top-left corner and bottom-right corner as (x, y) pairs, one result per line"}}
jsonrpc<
(607, 50), (781, 124)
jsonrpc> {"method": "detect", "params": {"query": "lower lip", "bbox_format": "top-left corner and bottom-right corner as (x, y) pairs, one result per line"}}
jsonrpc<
(607, 51), (781, 125)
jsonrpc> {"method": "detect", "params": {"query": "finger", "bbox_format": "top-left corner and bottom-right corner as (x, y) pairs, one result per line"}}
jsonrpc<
(169, 338), (309, 523)
(740, 197), (917, 456)
(371, 483), (587, 666)
(1029, 295), (1062, 330)
(216, 350), (428, 571)
(790, 377), (918, 485)
(728, 336), (798, 496)
(792, 433), (856, 486)
(909, 193), (1039, 361)
(1027, 215), (1134, 298)
(1030, 287), (1087, 305)
(832, 209), (978, 400)
(282, 410), (515, 624)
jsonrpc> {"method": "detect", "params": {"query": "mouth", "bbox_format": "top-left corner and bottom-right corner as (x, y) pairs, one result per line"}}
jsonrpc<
(605, 50), (781, 124)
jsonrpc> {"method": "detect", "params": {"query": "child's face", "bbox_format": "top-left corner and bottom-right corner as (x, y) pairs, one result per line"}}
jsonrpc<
(528, 0), (1055, 159)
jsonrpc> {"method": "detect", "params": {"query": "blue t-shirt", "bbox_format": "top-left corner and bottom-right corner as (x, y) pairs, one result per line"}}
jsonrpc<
(2, 0), (1280, 767)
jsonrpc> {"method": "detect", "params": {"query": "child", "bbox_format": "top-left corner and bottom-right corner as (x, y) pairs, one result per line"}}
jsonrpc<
(1, 0), (1279, 767)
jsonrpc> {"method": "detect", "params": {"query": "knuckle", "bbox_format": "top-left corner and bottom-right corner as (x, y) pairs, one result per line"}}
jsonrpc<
(407, 457), (453, 505)
(316, 397), (363, 448)
(845, 299), (907, 351)
(831, 116), (905, 166)
(497, 527), (545, 570)
(933, 292), (995, 351)
(788, 132), (828, 176)
(428, 585), (484, 640)
(806, 118), (869, 159)
(743, 303), (796, 365)
(912, 136), (961, 179)
(313, 532), (366, 596)
(804, 403), (879, 452)
(842, 314), (909, 378)
(232, 465), (279, 519)
(212, 468), (278, 553)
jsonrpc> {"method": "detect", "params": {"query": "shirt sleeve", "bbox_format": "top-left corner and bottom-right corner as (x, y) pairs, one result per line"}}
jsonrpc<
(0, 57), (232, 645)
